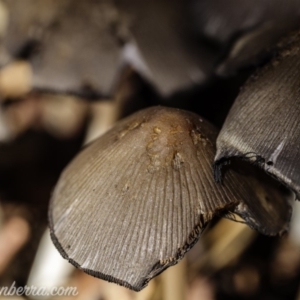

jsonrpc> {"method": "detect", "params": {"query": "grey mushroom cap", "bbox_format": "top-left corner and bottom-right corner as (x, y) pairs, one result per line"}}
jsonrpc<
(191, 0), (300, 43)
(2, 0), (123, 97)
(30, 0), (123, 97)
(191, 0), (300, 76)
(116, 0), (215, 96)
(49, 106), (291, 291)
(215, 30), (300, 199)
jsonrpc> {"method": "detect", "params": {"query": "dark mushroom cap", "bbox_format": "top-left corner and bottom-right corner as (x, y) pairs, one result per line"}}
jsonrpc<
(191, 0), (300, 76)
(191, 0), (300, 42)
(215, 30), (300, 200)
(49, 106), (291, 291)
(116, 0), (215, 96)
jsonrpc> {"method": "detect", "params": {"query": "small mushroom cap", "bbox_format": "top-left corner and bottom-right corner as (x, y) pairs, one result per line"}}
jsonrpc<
(215, 30), (300, 199)
(49, 106), (291, 291)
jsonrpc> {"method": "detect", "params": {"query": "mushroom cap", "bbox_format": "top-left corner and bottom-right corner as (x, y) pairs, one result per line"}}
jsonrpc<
(215, 30), (300, 199)
(2, 0), (123, 97)
(191, 0), (300, 76)
(49, 106), (291, 291)
(191, 0), (300, 42)
(116, 0), (215, 96)
(30, 0), (123, 98)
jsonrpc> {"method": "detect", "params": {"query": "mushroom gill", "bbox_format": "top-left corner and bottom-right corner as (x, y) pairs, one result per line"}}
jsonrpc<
(49, 106), (291, 291)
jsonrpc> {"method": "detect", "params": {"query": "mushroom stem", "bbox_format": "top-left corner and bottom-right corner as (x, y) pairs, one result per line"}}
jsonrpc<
(27, 229), (74, 299)
(84, 68), (139, 144)
(84, 100), (119, 144)
(203, 218), (256, 271)
(161, 258), (187, 300)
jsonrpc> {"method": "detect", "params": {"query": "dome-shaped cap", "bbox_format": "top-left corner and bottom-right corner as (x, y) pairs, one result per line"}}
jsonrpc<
(49, 106), (291, 291)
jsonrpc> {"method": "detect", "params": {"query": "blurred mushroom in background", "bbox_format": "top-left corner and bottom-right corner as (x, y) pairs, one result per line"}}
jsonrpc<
(2, 0), (213, 97)
(191, 0), (300, 75)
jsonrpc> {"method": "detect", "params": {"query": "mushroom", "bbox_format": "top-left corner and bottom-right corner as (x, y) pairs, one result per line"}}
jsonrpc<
(214, 30), (300, 199)
(191, 0), (300, 43)
(49, 106), (291, 291)
(30, 0), (124, 98)
(2, 0), (216, 98)
(116, 0), (216, 96)
(191, 0), (300, 76)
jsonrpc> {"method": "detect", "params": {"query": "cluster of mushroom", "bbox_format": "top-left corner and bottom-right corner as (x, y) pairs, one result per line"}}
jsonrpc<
(49, 27), (300, 291)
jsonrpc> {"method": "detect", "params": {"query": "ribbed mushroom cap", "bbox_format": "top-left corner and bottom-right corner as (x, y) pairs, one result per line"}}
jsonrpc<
(49, 106), (291, 291)
(215, 30), (300, 199)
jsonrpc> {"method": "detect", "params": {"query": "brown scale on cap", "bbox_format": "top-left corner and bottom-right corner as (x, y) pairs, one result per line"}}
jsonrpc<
(49, 106), (291, 291)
